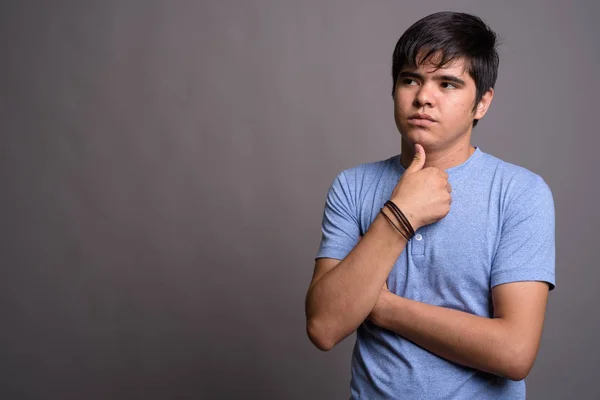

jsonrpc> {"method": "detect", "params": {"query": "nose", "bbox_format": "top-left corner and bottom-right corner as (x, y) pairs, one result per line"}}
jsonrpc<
(413, 83), (435, 108)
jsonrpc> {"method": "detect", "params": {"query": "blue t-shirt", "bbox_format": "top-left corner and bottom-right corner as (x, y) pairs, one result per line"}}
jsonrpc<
(315, 147), (555, 399)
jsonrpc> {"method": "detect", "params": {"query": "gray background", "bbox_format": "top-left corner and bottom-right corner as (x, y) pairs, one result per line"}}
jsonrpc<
(1, 1), (598, 399)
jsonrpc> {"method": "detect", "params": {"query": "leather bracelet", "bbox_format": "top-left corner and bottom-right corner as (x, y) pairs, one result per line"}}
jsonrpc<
(384, 200), (415, 239)
(383, 203), (412, 240)
(384, 200), (415, 237)
(380, 207), (410, 241)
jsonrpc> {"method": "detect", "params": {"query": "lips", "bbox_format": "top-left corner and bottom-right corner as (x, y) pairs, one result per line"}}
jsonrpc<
(407, 113), (437, 127)
(408, 113), (436, 122)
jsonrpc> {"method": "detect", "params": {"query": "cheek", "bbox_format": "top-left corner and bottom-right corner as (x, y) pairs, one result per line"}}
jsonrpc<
(392, 97), (403, 117)
(447, 96), (475, 119)
(393, 94), (413, 115)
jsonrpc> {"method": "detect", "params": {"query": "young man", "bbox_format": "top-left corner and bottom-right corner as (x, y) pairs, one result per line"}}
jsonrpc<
(305, 11), (555, 399)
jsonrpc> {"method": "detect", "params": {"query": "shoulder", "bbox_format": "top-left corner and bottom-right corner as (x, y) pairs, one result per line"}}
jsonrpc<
(482, 151), (552, 196)
(324, 155), (399, 211)
(334, 154), (399, 189)
(480, 151), (554, 213)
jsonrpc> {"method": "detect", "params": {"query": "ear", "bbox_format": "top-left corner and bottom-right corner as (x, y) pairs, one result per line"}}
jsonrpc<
(474, 88), (494, 120)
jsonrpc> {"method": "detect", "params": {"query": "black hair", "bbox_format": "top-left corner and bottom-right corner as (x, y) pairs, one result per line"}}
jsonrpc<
(391, 11), (499, 126)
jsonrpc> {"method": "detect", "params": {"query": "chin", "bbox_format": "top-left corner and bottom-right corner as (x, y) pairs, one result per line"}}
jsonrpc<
(398, 125), (435, 144)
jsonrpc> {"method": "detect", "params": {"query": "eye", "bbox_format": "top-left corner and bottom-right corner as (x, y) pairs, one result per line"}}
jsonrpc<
(402, 78), (418, 86)
(441, 82), (457, 89)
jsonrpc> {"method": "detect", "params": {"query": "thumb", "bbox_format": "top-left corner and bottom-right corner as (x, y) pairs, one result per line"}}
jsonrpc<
(405, 143), (426, 173)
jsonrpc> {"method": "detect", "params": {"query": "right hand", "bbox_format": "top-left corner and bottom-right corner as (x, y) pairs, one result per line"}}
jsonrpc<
(389, 143), (452, 230)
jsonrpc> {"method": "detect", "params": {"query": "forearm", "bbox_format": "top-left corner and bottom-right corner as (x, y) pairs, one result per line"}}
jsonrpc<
(371, 293), (531, 380)
(306, 211), (408, 350)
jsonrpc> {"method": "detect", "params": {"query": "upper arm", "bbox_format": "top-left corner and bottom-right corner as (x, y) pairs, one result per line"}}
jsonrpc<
(492, 281), (550, 376)
(309, 234), (364, 293)
(492, 281), (549, 335)
(315, 171), (361, 261)
(308, 258), (341, 293)
(488, 175), (555, 376)
(309, 170), (361, 294)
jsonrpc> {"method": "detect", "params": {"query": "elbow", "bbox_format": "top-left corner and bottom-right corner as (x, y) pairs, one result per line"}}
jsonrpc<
(505, 358), (534, 381)
(306, 317), (336, 352)
(505, 365), (532, 382)
(502, 345), (537, 381)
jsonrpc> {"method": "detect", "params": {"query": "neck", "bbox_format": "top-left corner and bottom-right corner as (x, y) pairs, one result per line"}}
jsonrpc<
(400, 139), (476, 171)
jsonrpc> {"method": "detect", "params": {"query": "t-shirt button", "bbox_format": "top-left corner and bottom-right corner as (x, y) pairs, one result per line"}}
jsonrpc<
(415, 233), (423, 241)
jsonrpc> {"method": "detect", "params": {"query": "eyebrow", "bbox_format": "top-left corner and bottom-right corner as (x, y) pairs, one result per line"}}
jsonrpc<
(399, 71), (466, 86)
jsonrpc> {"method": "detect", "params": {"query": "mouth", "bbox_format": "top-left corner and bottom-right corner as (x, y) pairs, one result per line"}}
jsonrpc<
(408, 113), (436, 122)
(407, 115), (436, 127)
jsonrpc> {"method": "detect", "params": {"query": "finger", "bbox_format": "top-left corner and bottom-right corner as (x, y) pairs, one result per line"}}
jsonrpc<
(404, 143), (426, 174)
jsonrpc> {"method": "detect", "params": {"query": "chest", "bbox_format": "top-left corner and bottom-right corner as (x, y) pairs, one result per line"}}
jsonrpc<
(361, 181), (503, 316)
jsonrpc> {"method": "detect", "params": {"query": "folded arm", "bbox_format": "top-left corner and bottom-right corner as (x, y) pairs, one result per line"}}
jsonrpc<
(305, 212), (408, 351)
(369, 280), (550, 380)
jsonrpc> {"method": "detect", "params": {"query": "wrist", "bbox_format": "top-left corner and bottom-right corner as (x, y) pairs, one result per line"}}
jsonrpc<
(389, 199), (421, 231)
(371, 290), (394, 326)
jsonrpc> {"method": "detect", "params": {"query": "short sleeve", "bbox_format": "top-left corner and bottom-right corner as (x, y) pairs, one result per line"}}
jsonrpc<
(315, 171), (361, 261)
(491, 176), (556, 290)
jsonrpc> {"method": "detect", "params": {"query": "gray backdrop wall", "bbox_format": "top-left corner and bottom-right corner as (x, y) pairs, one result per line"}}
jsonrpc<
(1, 1), (598, 399)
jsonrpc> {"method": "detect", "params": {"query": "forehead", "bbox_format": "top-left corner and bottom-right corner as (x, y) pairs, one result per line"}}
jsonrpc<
(404, 51), (471, 78)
